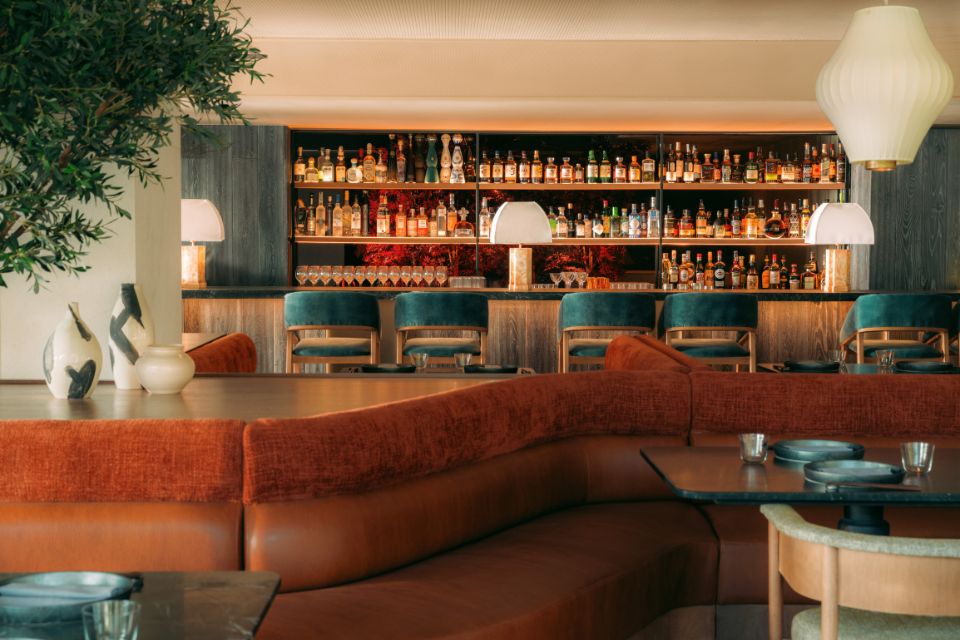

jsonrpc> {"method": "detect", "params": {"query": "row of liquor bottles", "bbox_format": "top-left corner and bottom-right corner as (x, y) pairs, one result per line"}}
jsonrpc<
(295, 191), (824, 242)
(291, 134), (846, 186)
(661, 250), (821, 291)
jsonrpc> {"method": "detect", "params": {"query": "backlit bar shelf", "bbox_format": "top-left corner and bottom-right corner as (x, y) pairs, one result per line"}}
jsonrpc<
(294, 182), (476, 191)
(663, 182), (844, 191)
(295, 236), (801, 247)
(662, 238), (808, 247)
(294, 236), (476, 245)
(478, 237), (659, 246)
(478, 182), (660, 191)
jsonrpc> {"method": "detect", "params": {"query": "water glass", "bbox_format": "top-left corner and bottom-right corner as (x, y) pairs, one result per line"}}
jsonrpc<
(738, 433), (768, 464)
(829, 348), (847, 373)
(411, 352), (429, 371)
(875, 349), (895, 371)
(295, 266), (308, 286)
(82, 601), (141, 640)
(454, 352), (472, 372)
(901, 441), (935, 474)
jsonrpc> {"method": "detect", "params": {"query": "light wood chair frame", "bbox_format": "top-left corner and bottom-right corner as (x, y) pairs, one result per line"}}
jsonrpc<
(766, 504), (960, 640)
(663, 326), (757, 372)
(285, 324), (380, 374)
(839, 326), (949, 365)
(558, 325), (654, 373)
(395, 325), (487, 366)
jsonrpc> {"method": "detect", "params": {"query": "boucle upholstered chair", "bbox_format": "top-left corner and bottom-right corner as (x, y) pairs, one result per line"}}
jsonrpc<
(762, 504), (960, 640)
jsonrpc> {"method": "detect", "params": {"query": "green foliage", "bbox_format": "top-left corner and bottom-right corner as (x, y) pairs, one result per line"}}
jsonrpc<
(0, 0), (265, 291)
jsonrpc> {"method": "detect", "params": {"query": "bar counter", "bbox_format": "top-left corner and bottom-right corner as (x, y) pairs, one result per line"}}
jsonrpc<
(183, 288), (960, 373)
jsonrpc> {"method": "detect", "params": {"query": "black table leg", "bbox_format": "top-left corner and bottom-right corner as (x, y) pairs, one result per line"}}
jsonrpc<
(838, 505), (889, 535)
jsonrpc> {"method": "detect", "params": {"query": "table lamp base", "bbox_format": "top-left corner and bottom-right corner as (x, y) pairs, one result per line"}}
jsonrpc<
(508, 247), (533, 291)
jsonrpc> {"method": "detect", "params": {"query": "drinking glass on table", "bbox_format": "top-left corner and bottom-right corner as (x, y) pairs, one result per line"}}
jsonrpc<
(875, 349), (895, 372)
(738, 433), (768, 464)
(423, 266), (436, 287)
(901, 441), (935, 474)
(454, 351), (472, 372)
(829, 348), (847, 373)
(435, 266), (448, 288)
(295, 266), (309, 286)
(331, 265), (343, 287)
(400, 265), (413, 287)
(412, 266), (424, 287)
(318, 265), (330, 286)
(411, 352), (429, 371)
(575, 271), (587, 289)
(82, 600), (141, 640)
(389, 266), (402, 287)
(549, 272), (562, 288)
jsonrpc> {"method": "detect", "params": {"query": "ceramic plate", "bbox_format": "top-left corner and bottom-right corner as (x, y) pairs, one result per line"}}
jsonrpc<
(782, 360), (840, 373)
(773, 439), (864, 463)
(360, 364), (416, 374)
(894, 361), (960, 374)
(803, 460), (905, 486)
(0, 572), (134, 625)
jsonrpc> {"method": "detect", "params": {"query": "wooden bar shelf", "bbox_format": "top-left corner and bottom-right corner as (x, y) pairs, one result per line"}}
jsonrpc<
(295, 236), (799, 247)
(662, 238), (808, 247)
(294, 236), (476, 245)
(663, 182), (844, 191)
(478, 182), (659, 191)
(294, 182), (476, 191)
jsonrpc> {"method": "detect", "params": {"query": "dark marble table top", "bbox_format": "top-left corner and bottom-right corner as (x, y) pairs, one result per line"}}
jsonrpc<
(0, 571), (279, 639)
(641, 447), (960, 505)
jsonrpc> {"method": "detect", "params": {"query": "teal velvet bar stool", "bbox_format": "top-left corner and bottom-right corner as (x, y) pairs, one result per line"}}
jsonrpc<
(284, 292), (380, 373)
(394, 292), (488, 365)
(558, 292), (656, 372)
(838, 293), (953, 364)
(659, 292), (759, 372)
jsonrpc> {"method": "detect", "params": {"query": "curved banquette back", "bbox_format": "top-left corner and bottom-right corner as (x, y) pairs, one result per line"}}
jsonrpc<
(0, 419), (245, 572)
(243, 369), (691, 592)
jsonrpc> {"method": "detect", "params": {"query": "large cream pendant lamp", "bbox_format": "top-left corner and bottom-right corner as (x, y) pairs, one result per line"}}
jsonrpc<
(816, 5), (954, 171)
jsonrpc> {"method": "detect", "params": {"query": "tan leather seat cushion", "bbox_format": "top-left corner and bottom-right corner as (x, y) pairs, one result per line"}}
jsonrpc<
(702, 504), (960, 605)
(257, 501), (718, 640)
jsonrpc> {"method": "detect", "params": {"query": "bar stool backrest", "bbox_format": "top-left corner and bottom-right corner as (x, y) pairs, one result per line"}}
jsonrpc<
(559, 292), (656, 331)
(394, 292), (488, 331)
(840, 293), (954, 343)
(659, 292), (759, 336)
(284, 292), (381, 331)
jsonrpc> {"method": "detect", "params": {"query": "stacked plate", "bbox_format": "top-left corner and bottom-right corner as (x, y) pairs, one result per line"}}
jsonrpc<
(803, 460), (906, 486)
(0, 571), (134, 624)
(772, 439), (864, 463)
(781, 360), (841, 373)
(894, 361), (960, 374)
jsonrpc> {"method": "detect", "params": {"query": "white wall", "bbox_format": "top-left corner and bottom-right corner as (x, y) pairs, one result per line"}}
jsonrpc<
(0, 126), (182, 380)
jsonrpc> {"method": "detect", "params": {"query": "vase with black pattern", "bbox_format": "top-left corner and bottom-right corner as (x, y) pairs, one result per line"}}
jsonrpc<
(43, 302), (102, 399)
(108, 283), (155, 390)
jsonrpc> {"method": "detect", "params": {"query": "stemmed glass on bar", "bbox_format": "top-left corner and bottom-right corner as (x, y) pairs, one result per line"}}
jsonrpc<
(331, 265), (343, 287)
(295, 266), (309, 286)
(400, 265), (412, 287)
(435, 266), (448, 288)
(423, 266), (435, 287)
(318, 265), (331, 286)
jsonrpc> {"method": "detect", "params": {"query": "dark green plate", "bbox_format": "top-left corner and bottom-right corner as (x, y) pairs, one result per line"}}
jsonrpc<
(804, 460), (905, 485)
(773, 439), (864, 463)
(894, 361), (960, 374)
(464, 365), (519, 374)
(782, 360), (840, 373)
(360, 364), (416, 374)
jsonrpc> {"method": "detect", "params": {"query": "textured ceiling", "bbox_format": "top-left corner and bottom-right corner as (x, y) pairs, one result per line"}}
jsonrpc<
(235, 0), (959, 41)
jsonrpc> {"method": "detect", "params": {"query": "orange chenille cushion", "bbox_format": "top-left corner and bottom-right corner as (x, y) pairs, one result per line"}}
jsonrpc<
(0, 419), (245, 502)
(243, 369), (691, 503)
(189, 333), (258, 374)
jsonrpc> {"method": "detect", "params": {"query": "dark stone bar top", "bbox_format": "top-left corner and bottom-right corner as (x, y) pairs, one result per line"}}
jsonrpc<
(182, 287), (960, 302)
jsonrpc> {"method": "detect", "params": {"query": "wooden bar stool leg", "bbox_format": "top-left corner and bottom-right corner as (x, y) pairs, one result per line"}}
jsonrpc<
(768, 522), (782, 640)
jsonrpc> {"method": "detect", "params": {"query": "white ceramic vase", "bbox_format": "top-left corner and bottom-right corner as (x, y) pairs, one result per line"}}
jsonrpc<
(109, 283), (155, 390)
(43, 302), (102, 399)
(135, 345), (195, 394)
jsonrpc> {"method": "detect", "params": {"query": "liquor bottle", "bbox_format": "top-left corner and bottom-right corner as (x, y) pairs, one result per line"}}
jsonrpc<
(731, 153), (744, 183)
(664, 144), (677, 183)
(331, 196), (343, 236)
(424, 135), (439, 183)
(305, 193), (317, 236)
(760, 255), (771, 289)
(438, 133), (452, 183)
(779, 258), (789, 289)
(387, 139), (399, 183)
(450, 134), (466, 184)
(316, 196), (328, 236)
(641, 152), (656, 183)
(613, 156), (627, 183)
(720, 149), (732, 183)
(560, 157), (574, 184)
(763, 199), (787, 239)
(360, 143), (375, 182)
(341, 192), (353, 236)
(478, 151), (491, 182)
(664, 206), (676, 238)
(332, 146), (345, 183)
(620, 206), (630, 238)
(811, 146), (821, 182)
(679, 208), (694, 238)
(819, 143), (831, 183)
(591, 211), (605, 238)
(478, 197), (491, 238)
(531, 150), (544, 183)
(714, 209), (726, 239)
(724, 208), (733, 237)
(730, 251), (742, 289)
(701, 153), (715, 183)
(491, 150), (504, 183)
(314, 148), (330, 183)
(694, 253), (705, 289)
(518, 151), (530, 183)
(788, 203), (801, 238)
(351, 196), (363, 236)
(661, 251), (673, 290)
(375, 195), (389, 237)
(447, 194), (458, 236)
(801, 143), (813, 183)
(454, 206), (474, 237)
(828, 144), (838, 182)
(679, 252), (694, 290)
(575, 213), (586, 238)
(627, 155), (642, 183)
(628, 203), (641, 238)
(395, 203), (407, 237)
(293, 147), (306, 183)
(600, 200), (611, 237)
(436, 198), (447, 237)
(375, 150), (388, 183)
(743, 200), (759, 239)
(304, 156), (320, 183)
(714, 250), (726, 289)
(586, 150), (599, 183)
(463, 135), (476, 183)
(647, 196), (660, 238)
(800, 198), (812, 237)
(294, 197), (306, 236)
(764, 151), (779, 183)
(599, 150), (612, 183)
(746, 255), (759, 290)
(705, 252), (715, 289)
(344, 157), (360, 183)
(692, 145), (702, 182)
(802, 251), (818, 289)
(504, 150), (518, 183)
(769, 254), (781, 288)
(556, 206), (569, 238)
(392, 137), (407, 182)
(610, 206), (621, 238)
(428, 208), (438, 237)
(574, 163), (585, 183)
(682, 144), (694, 183)
(544, 157), (559, 184)
(695, 200), (710, 238)
(781, 153), (796, 183)
(417, 206), (429, 237)
(406, 206), (419, 237)
(789, 264), (801, 289)
(836, 142), (846, 184)
(744, 151), (759, 184)
(669, 250), (680, 289)
(567, 203), (577, 237)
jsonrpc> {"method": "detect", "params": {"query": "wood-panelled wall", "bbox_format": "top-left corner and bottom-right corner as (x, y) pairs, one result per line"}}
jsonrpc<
(181, 126), (289, 286)
(869, 127), (960, 290)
